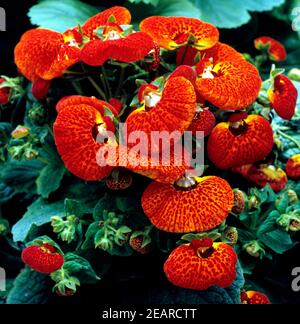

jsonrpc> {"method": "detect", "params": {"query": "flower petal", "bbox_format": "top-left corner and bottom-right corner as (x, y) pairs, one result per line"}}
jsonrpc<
(164, 240), (237, 290)
(125, 76), (196, 144)
(82, 6), (131, 39)
(14, 29), (80, 82)
(53, 104), (114, 181)
(141, 176), (234, 233)
(286, 154), (300, 180)
(56, 95), (119, 115)
(140, 16), (219, 51)
(254, 36), (286, 62)
(268, 74), (298, 120)
(196, 43), (261, 110)
(81, 32), (154, 66)
(207, 115), (274, 169)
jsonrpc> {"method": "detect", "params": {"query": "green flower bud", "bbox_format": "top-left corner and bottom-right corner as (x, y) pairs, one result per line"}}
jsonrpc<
(28, 104), (46, 125)
(288, 68), (300, 81)
(95, 236), (113, 251)
(221, 226), (238, 245)
(243, 240), (265, 258)
(8, 145), (23, 160)
(23, 147), (39, 160)
(288, 190), (298, 205)
(11, 125), (30, 139)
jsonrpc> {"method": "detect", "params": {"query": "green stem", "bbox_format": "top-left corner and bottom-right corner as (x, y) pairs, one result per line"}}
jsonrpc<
(37, 156), (49, 164)
(101, 66), (112, 99)
(87, 76), (106, 100)
(115, 66), (126, 98)
(276, 128), (300, 149)
(71, 81), (83, 95)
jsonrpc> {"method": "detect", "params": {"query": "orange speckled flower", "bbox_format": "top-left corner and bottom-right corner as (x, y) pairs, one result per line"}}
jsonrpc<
(104, 144), (191, 184)
(177, 43), (262, 110)
(241, 291), (270, 304)
(140, 16), (219, 51)
(80, 7), (154, 66)
(14, 28), (81, 97)
(141, 176), (234, 233)
(56, 95), (119, 116)
(54, 100), (117, 181)
(81, 6), (131, 40)
(0, 78), (10, 105)
(207, 113), (274, 169)
(164, 238), (237, 290)
(188, 106), (216, 137)
(233, 164), (287, 192)
(21, 244), (64, 274)
(286, 154), (300, 180)
(125, 76), (196, 147)
(268, 74), (298, 120)
(254, 36), (286, 62)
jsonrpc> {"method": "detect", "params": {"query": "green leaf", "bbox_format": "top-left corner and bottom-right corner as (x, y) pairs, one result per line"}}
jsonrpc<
(7, 268), (51, 304)
(12, 198), (65, 242)
(127, 0), (285, 28)
(0, 160), (43, 194)
(93, 193), (116, 220)
(259, 228), (295, 254)
(36, 162), (65, 199)
(81, 222), (100, 250)
(63, 253), (100, 284)
(128, 0), (160, 6)
(28, 0), (99, 32)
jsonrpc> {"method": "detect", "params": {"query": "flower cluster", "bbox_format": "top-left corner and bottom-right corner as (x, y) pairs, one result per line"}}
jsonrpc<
(13, 5), (299, 301)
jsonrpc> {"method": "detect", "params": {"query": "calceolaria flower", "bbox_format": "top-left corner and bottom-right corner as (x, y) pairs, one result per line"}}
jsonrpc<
(241, 290), (270, 304)
(0, 78), (10, 104)
(140, 16), (219, 51)
(277, 211), (300, 232)
(164, 238), (237, 290)
(142, 176), (233, 233)
(267, 74), (298, 120)
(80, 7), (155, 66)
(21, 244), (64, 274)
(54, 95), (118, 180)
(233, 164), (288, 192)
(286, 154), (300, 180)
(11, 125), (30, 139)
(106, 169), (133, 190)
(254, 36), (286, 62)
(177, 43), (262, 110)
(207, 113), (274, 169)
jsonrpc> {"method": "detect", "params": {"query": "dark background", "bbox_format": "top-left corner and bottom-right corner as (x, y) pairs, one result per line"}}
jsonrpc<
(0, 0), (300, 304)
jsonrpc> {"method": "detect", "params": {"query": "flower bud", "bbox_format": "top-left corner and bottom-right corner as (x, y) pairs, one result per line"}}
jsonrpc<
(243, 240), (265, 258)
(11, 125), (30, 139)
(232, 189), (246, 214)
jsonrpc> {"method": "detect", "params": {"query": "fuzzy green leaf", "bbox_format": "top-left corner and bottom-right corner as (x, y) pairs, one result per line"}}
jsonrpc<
(12, 198), (65, 242)
(28, 0), (99, 32)
(63, 253), (100, 284)
(7, 268), (51, 304)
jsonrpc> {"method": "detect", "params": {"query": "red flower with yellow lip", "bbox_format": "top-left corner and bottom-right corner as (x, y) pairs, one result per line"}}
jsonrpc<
(14, 28), (81, 98)
(125, 76), (196, 148)
(241, 291), (270, 304)
(80, 7), (155, 66)
(140, 16), (219, 51)
(177, 43), (262, 110)
(164, 238), (237, 290)
(268, 74), (298, 120)
(207, 113), (274, 169)
(254, 36), (286, 62)
(233, 164), (287, 192)
(286, 154), (300, 180)
(21, 244), (64, 274)
(54, 98), (117, 181)
(141, 176), (234, 233)
(0, 78), (10, 105)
